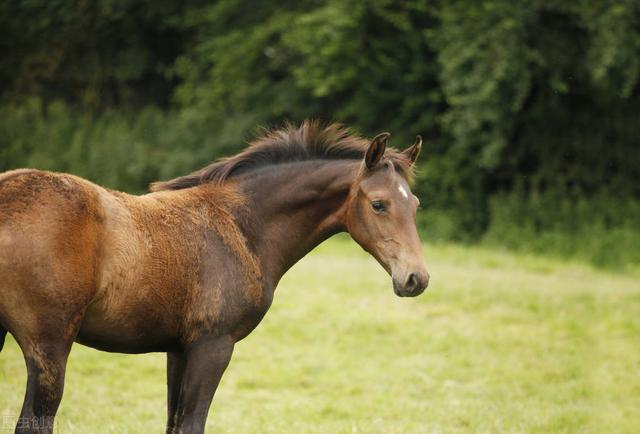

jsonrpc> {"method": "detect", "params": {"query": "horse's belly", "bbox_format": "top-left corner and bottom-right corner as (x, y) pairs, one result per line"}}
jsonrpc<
(76, 323), (181, 353)
(76, 301), (182, 353)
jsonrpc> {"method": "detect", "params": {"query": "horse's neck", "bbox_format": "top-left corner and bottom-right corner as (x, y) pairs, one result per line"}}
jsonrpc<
(238, 160), (359, 286)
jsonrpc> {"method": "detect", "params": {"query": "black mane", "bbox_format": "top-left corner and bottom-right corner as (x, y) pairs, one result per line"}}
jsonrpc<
(150, 120), (413, 192)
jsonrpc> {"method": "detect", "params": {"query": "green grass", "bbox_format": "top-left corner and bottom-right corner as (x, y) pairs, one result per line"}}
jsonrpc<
(1, 238), (639, 433)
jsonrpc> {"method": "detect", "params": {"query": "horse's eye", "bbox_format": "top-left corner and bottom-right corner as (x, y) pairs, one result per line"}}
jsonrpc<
(371, 200), (386, 213)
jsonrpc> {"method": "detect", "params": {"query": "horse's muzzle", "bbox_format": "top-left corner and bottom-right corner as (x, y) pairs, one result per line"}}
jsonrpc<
(392, 271), (429, 297)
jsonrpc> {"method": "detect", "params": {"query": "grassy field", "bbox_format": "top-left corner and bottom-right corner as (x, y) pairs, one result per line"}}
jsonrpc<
(1, 237), (638, 433)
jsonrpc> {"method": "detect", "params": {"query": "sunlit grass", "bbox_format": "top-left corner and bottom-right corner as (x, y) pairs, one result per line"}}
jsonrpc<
(1, 237), (638, 433)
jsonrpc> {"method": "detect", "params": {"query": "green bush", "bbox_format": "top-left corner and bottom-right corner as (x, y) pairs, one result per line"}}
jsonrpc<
(0, 100), (238, 193)
(482, 193), (640, 268)
(2, 101), (639, 268)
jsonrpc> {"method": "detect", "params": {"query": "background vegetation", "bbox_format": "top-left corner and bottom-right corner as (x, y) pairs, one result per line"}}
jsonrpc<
(1, 0), (639, 267)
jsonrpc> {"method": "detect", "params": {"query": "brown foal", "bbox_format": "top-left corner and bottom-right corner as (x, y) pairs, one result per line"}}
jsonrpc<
(0, 121), (428, 433)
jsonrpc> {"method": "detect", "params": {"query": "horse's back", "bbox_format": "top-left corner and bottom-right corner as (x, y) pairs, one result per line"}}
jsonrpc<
(0, 169), (105, 338)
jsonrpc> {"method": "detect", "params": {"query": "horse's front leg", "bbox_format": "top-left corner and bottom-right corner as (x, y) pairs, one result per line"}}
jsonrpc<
(170, 336), (234, 434)
(166, 351), (187, 434)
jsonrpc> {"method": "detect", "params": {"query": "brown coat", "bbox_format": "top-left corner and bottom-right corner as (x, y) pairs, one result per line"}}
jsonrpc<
(0, 121), (427, 434)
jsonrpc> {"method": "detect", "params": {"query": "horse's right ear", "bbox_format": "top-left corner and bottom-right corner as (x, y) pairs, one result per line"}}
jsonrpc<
(365, 132), (389, 169)
(402, 134), (422, 166)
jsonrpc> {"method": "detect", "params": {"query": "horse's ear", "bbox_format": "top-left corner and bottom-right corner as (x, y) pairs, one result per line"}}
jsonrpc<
(365, 132), (389, 169)
(403, 135), (422, 165)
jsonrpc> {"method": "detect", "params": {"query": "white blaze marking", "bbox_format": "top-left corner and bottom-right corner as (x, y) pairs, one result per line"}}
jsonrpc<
(398, 185), (409, 199)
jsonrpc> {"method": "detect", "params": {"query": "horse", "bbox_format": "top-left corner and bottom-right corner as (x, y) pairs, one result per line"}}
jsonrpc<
(0, 121), (429, 434)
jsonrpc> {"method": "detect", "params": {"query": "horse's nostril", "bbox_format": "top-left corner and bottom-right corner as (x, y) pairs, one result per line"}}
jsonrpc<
(406, 273), (418, 289)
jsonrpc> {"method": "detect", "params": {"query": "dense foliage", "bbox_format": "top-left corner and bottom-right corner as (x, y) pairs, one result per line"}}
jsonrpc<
(1, 0), (639, 266)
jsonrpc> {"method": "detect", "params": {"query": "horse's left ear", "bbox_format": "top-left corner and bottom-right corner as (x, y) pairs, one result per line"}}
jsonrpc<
(365, 132), (389, 169)
(403, 135), (422, 165)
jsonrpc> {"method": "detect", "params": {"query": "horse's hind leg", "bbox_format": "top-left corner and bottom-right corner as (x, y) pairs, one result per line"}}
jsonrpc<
(14, 337), (74, 434)
(10, 308), (83, 434)
(15, 337), (73, 434)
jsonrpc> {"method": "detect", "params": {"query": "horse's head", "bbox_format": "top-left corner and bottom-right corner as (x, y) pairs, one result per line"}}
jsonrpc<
(345, 133), (429, 297)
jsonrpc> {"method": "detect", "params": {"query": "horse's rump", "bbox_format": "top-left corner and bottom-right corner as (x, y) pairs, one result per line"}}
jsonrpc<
(0, 170), (104, 337)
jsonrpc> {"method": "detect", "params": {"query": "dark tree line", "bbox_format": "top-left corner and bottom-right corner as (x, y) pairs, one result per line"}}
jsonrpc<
(1, 0), (639, 264)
